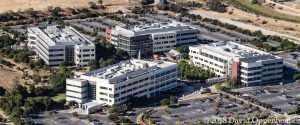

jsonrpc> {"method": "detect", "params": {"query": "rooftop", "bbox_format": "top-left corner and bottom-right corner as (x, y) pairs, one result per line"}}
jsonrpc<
(83, 59), (176, 80)
(28, 25), (93, 46)
(192, 41), (280, 62)
(115, 21), (197, 36)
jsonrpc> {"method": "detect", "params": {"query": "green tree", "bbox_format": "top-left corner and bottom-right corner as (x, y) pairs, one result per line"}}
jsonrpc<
(32, 74), (42, 83)
(42, 97), (52, 111)
(88, 59), (98, 71)
(72, 112), (78, 117)
(169, 96), (178, 106)
(252, 111), (260, 118)
(290, 105), (298, 114)
(108, 113), (118, 121)
(160, 98), (170, 107)
(215, 83), (225, 90)
(119, 116), (130, 124)
(251, 0), (259, 4)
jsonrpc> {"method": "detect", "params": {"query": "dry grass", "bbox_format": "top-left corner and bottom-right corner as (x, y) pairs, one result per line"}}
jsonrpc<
(0, 0), (134, 13)
(194, 7), (300, 39)
(0, 67), (20, 89)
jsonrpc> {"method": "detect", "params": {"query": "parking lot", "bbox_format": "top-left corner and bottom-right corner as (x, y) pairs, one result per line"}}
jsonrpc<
(149, 93), (263, 125)
(32, 111), (113, 125)
(233, 84), (300, 115)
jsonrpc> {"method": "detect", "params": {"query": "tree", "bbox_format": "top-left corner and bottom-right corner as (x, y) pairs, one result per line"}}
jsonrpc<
(206, 0), (227, 12)
(252, 111), (260, 118)
(67, 100), (77, 107)
(290, 105), (298, 114)
(72, 112), (78, 117)
(0, 86), (6, 96)
(141, 0), (148, 5)
(160, 98), (170, 107)
(261, 109), (270, 118)
(34, 87), (48, 96)
(195, 119), (205, 125)
(98, 0), (103, 5)
(116, 49), (129, 61)
(32, 74), (42, 83)
(169, 96), (178, 106)
(88, 60), (98, 71)
(42, 97), (52, 111)
(88, 1), (97, 9)
(143, 112), (151, 120)
(84, 115), (92, 122)
(23, 118), (34, 125)
(178, 60), (214, 81)
(108, 113), (118, 121)
(215, 83), (225, 91)
(164, 109), (171, 115)
(119, 116), (130, 124)
(251, 0), (259, 4)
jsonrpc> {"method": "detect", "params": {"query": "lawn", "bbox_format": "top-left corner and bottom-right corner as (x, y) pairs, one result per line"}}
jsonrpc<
(227, 0), (300, 23)
(51, 93), (66, 102)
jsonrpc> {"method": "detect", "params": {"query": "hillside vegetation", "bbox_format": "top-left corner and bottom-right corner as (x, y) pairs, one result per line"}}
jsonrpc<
(227, 0), (300, 23)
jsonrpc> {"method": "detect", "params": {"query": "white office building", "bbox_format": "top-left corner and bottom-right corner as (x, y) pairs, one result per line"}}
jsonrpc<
(28, 25), (95, 67)
(66, 59), (179, 110)
(106, 21), (199, 56)
(189, 41), (283, 86)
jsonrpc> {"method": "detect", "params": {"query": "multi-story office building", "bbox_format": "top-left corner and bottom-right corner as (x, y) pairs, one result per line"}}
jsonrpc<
(66, 59), (178, 107)
(189, 41), (283, 86)
(106, 21), (199, 57)
(28, 25), (95, 67)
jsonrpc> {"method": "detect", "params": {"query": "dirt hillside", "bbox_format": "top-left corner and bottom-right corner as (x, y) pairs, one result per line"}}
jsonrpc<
(0, 0), (134, 13)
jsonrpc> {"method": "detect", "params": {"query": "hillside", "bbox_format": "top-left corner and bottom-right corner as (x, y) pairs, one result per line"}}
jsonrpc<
(0, 0), (137, 13)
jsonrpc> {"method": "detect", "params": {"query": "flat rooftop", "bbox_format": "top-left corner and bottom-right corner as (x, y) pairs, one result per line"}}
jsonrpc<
(118, 21), (196, 33)
(191, 41), (280, 62)
(29, 25), (93, 46)
(84, 59), (176, 80)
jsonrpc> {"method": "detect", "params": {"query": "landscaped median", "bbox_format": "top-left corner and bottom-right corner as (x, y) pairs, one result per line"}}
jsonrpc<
(138, 109), (159, 125)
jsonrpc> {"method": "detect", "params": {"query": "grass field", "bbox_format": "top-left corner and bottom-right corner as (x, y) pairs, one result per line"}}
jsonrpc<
(228, 0), (300, 23)
(51, 93), (66, 102)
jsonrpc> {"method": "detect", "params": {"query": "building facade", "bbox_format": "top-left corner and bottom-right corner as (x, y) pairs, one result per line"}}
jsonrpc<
(107, 21), (199, 57)
(189, 41), (283, 86)
(66, 59), (179, 106)
(28, 25), (95, 67)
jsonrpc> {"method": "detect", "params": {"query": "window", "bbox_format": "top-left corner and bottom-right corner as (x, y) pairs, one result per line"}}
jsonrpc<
(83, 54), (90, 57)
(100, 98), (108, 101)
(100, 92), (107, 95)
(83, 49), (90, 52)
(100, 86), (108, 90)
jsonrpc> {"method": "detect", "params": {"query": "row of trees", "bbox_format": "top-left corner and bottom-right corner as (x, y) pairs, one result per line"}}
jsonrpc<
(178, 60), (215, 81)
(184, 13), (299, 52)
(160, 96), (178, 107)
